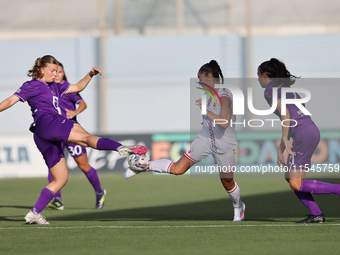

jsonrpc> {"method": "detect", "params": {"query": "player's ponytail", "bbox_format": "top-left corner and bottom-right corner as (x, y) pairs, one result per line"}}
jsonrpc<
(199, 60), (224, 84)
(258, 58), (299, 86)
(28, 55), (58, 80)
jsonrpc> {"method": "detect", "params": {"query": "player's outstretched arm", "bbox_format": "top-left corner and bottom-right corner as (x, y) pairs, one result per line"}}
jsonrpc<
(0, 95), (20, 112)
(65, 67), (102, 94)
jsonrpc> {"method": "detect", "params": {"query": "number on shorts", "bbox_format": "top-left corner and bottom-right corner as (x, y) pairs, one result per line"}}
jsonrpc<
(68, 145), (82, 156)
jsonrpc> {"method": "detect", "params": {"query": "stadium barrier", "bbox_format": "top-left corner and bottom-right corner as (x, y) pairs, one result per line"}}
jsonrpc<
(1, 131), (340, 178)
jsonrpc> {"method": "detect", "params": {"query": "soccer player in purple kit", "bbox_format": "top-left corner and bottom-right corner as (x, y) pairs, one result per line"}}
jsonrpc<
(0, 55), (147, 224)
(46, 62), (106, 211)
(257, 58), (340, 223)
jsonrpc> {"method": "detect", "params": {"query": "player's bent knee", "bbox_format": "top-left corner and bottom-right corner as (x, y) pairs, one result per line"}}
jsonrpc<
(289, 181), (302, 191)
(56, 177), (68, 186)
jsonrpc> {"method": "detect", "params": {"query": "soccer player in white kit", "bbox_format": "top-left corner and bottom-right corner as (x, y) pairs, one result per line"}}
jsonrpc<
(125, 60), (245, 221)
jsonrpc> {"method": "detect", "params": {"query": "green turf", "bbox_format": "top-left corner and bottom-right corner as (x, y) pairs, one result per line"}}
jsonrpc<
(1, 173), (340, 255)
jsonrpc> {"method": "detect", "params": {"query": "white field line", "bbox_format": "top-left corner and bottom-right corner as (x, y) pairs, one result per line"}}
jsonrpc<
(1, 224), (340, 230)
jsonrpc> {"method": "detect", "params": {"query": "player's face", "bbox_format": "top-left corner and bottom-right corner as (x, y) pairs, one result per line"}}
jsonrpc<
(40, 63), (58, 83)
(55, 66), (64, 83)
(198, 71), (214, 89)
(257, 69), (268, 88)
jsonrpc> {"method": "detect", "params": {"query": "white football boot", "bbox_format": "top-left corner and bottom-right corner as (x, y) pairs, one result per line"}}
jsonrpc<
(233, 202), (245, 221)
(124, 167), (142, 179)
(25, 210), (50, 224)
(117, 145), (148, 156)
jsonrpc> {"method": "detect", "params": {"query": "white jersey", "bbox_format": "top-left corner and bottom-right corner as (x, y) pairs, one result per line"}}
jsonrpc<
(198, 87), (238, 154)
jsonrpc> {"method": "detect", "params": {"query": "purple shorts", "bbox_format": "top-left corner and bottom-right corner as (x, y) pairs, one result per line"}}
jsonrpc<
(33, 113), (74, 169)
(65, 142), (87, 158)
(289, 123), (320, 170)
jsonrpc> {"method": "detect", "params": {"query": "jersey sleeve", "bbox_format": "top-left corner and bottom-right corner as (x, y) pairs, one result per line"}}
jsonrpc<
(13, 82), (35, 102)
(277, 87), (282, 100)
(74, 93), (84, 104)
(220, 88), (233, 104)
(59, 81), (71, 97)
(264, 87), (273, 106)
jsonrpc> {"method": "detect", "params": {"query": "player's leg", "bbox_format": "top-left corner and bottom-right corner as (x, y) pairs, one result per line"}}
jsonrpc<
(46, 170), (64, 210)
(288, 124), (340, 195)
(46, 158), (69, 193)
(26, 158), (68, 224)
(284, 155), (322, 222)
(71, 147), (106, 210)
(125, 136), (209, 179)
(217, 149), (245, 221)
(287, 168), (324, 223)
(67, 123), (147, 154)
(291, 125), (340, 222)
(125, 154), (192, 179)
(153, 155), (192, 175)
(25, 133), (68, 224)
(288, 125), (326, 223)
(38, 115), (146, 155)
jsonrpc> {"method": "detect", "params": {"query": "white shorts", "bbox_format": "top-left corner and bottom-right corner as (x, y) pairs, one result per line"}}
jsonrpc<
(184, 136), (236, 172)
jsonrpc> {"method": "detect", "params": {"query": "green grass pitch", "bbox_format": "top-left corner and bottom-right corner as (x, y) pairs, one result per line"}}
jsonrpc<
(0, 173), (340, 255)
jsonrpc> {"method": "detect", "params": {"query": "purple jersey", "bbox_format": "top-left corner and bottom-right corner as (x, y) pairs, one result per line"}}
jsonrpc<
(14, 79), (70, 132)
(58, 81), (84, 122)
(264, 81), (314, 136)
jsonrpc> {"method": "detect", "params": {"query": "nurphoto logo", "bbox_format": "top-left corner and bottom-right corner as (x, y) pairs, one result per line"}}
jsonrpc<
(199, 84), (312, 128)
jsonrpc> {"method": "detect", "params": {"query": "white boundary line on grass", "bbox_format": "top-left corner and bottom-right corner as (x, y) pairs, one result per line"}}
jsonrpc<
(1, 224), (340, 230)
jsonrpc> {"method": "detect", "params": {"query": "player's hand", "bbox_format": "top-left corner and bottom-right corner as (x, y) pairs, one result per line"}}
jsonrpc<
(65, 109), (77, 119)
(277, 152), (286, 168)
(89, 67), (102, 78)
(283, 137), (295, 156)
(196, 98), (202, 109)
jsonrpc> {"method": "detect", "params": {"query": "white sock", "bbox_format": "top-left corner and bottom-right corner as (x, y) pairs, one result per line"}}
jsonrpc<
(149, 159), (173, 174)
(226, 182), (242, 208)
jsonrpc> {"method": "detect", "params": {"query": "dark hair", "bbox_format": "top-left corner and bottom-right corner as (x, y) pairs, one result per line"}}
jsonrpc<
(258, 58), (299, 86)
(199, 60), (224, 84)
(27, 55), (58, 79)
(58, 62), (68, 82)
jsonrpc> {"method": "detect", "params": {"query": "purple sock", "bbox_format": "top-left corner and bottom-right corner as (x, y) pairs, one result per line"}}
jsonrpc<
(32, 187), (55, 215)
(48, 171), (62, 202)
(300, 180), (340, 195)
(96, 138), (122, 151)
(54, 190), (62, 202)
(85, 167), (103, 194)
(294, 191), (322, 216)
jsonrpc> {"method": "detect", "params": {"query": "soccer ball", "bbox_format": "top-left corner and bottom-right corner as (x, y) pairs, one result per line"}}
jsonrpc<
(127, 151), (151, 172)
